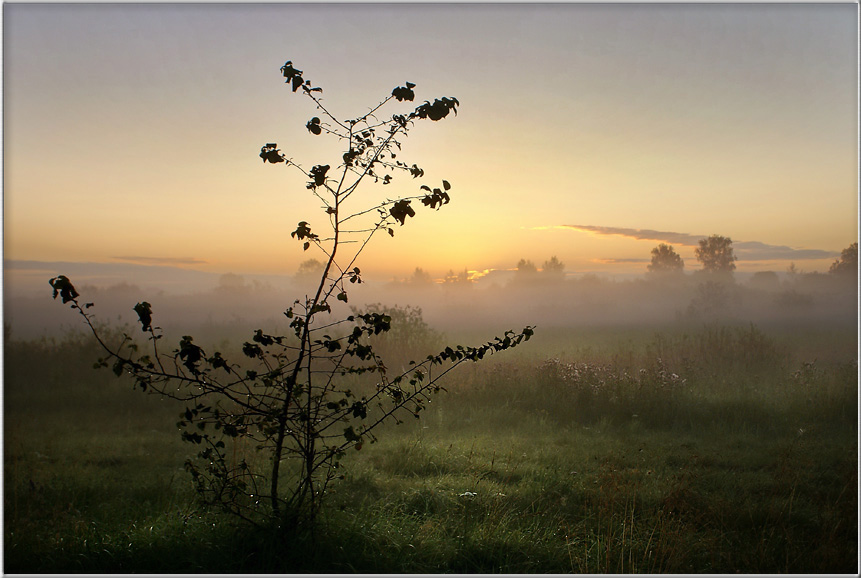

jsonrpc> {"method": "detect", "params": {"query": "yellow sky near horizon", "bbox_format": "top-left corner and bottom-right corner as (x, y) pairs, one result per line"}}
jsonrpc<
(3, 4), (858, 281)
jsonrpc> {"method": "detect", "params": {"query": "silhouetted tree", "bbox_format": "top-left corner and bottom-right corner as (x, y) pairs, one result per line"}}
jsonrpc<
(511, 258), (539, 287)
(406, 267), (433, 286)
(647, 244), (684, 274)
(828, 242), (858, 277)
(296, 258), (324, 277)
(294, 258), (325, 287)
(51, 60), (533, 528)
(748, 271), (780, 292)
(215, 273), (250, 296)
(695, 235), (736, 275)
(541, 256), (565, 278)
(516, 259), (537, 275)
(444, 268), (472, 286)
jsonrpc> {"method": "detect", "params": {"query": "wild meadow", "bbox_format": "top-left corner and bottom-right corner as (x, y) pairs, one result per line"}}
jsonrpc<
(5, 6), (858, 574)
(4, 316), (857, 573)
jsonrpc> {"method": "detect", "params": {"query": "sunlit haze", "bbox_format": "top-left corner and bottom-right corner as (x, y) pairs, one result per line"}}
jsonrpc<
(4, 7), (859, 571)
(4, 3), (858, 286)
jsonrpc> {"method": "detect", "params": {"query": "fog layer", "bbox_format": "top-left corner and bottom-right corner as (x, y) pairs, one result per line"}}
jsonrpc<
(7, 261), (857, 345)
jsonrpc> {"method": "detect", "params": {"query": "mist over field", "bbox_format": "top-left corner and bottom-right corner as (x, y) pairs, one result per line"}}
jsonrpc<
(7, 258), (857, 346)
(3, 3), (857, 571)
(5, 231), (858, 576)
(6, 255), (859, 573)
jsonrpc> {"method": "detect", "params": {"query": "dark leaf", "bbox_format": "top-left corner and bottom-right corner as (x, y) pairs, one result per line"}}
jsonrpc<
(343, 148), (359, 167)
(390, 199), (416, 226)
(306, 117), (322, 135)
(253, 329), (275, 346)
(133, 302), (153, 332)
(49, 275), (79, 304)
(350, 401), (367, 420)
(259, 143), (285, 164)
(348, 267), (363, 284)
(291, 75), (304, 92)
(343, 426), (361, 443)
(420, 182), (451, 210)
(412, 97), (459, 122)
(178, 336), (204, 373)
(308, 164), (330, 188)
(280, 61), (302, 82)
(291, 221), (319, 242)
(391, 84), (416, 102)
(208, 352), (229, 372)
(243, 342), (263, 359)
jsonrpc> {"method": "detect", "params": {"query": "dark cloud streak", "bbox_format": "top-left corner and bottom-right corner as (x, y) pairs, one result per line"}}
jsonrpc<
(564, 225), (702, 246)
(592, 258), (650, 264)
(113, 256), (208, 266)
(732, 241), (837, 261)
(563, 225), (838, 261)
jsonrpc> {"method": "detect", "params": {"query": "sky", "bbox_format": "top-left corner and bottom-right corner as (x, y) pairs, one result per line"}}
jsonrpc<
(3, 3), (858, 284)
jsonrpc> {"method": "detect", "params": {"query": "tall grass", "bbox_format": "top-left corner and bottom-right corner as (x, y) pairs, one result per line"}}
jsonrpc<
(4, 321), (857, 573)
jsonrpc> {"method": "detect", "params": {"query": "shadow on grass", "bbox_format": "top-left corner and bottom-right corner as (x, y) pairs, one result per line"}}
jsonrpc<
(4, 511), (568, 574)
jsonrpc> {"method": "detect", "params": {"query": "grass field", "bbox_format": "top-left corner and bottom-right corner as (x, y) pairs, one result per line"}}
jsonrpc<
(3, 320), (858, 573)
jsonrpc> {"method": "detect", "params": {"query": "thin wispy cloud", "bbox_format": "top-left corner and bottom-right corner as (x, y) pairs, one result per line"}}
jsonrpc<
(562, 225), (703, 246)
(113, 256), (208, 266)
(559, 225), (838, 262)
(592, 258), (650, 264)
(731, 241), (837, 261)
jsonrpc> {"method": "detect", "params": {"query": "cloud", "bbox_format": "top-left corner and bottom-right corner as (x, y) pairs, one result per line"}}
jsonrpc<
(731, 241), (837, 261)
(562, 225), (703, 246)
(560, 225), (839, 262)
(113, 256), (208, 266)
(592, 258), (650, 264)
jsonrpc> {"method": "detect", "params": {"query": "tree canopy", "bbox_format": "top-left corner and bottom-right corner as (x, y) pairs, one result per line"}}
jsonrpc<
(647, 243), (684, 274)
(695, 235), (736, 275)
(542, 256), (565, 276)
(828, 242), (858, 277)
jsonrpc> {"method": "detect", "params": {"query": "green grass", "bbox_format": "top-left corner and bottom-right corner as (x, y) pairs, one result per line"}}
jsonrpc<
(4, 323), (857, 573)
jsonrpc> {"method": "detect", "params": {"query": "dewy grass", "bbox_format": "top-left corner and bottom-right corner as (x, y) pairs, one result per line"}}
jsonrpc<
(4, 323), (857, 573)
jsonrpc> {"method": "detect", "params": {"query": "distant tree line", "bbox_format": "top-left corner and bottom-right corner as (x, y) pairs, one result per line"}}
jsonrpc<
(302, 237), (855, 291)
